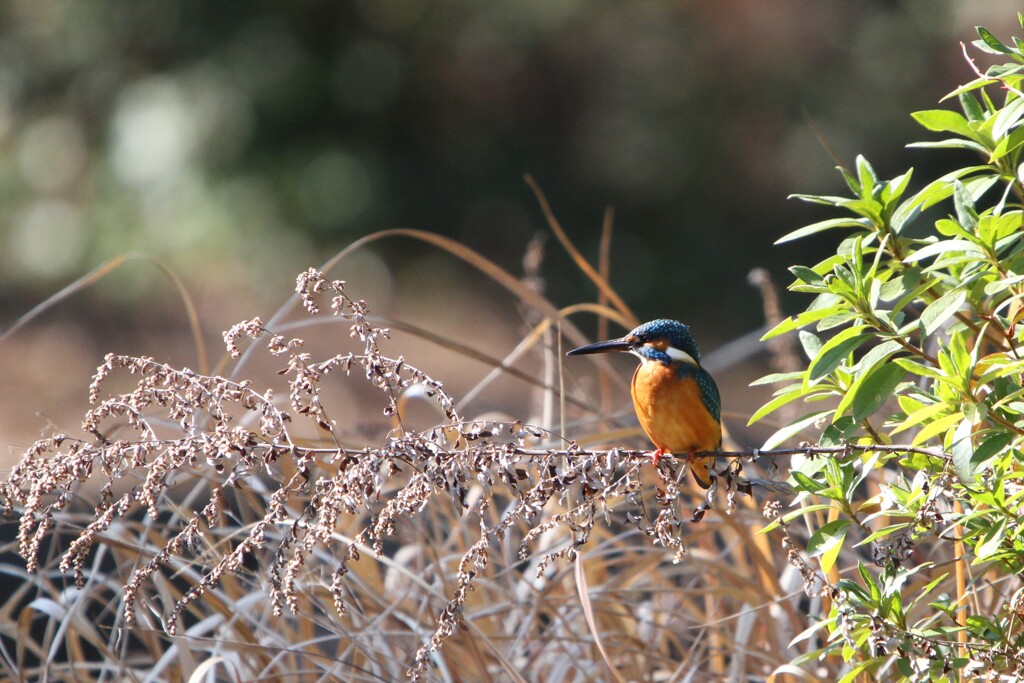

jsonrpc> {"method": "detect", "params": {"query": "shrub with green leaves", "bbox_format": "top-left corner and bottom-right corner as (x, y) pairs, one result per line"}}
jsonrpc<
(754, 18), (1024, 681)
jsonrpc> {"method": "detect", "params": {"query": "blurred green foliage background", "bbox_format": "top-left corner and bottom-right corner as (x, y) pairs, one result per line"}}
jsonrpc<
(0, 0), (1020, 451)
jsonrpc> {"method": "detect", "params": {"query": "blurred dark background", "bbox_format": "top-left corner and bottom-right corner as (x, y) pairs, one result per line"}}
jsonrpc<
(1, 0), (1020, 454)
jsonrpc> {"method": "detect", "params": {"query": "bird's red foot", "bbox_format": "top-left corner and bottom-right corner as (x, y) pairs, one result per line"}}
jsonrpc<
(652, 448), (667, 467)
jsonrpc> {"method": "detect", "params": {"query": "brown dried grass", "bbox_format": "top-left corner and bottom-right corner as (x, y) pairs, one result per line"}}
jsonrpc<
(0, 206), (822, 682)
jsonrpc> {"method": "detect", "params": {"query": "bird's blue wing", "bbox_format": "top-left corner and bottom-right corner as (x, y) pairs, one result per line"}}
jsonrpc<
(678, 364), (721, 422)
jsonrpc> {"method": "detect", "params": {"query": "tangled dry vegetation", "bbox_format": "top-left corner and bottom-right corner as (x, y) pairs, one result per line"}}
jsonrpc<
(11, 25), (1024, 676)
(0, 253), (817, 682)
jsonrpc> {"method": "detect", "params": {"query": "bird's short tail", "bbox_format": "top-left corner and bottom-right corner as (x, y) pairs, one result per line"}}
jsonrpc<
(688, 453), (714, 489)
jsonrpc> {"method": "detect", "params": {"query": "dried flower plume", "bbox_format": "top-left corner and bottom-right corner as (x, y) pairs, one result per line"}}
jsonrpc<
(2, 268), (732, 679)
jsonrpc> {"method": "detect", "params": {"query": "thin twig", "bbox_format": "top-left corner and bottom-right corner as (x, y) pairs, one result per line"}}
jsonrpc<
(288, 442), (951, 463)
(960, 41), (1024, 100)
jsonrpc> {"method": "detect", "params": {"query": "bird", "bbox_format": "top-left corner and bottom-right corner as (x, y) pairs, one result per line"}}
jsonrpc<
(566, 319), (721, 488)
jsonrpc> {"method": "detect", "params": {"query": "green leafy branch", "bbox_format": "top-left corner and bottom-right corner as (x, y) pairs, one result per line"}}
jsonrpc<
(751, 17), (1024, 682)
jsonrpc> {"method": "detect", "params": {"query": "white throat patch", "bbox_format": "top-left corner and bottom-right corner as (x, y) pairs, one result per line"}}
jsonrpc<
(665, 345), (698, 365)
(636, 342), (699, 366)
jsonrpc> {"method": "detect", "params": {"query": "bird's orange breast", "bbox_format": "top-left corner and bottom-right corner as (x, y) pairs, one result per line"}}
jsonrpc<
(630, 360), (722, 453)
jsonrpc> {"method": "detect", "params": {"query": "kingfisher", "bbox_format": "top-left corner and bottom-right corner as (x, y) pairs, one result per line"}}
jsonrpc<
(567, 319), (721, 489)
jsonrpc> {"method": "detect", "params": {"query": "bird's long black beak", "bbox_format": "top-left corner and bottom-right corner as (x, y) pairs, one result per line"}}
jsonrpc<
(566, 337), (632, 356)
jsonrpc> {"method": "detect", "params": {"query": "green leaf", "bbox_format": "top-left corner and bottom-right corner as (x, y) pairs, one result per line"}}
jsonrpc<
(897, 394), (925, 414)
(765, 309), (835, 342)
(946, 332), (972, 379)
(951, 417), (975, 484)
(829, 263), (858, 294)
(838, 164), (860, 196)
(966, 615), (1004, 639)
(976, 26), (1014, 54)
(894, 166), (992, 227)
(838, 197), (883, 224)
(894, 357), (945, 381)
(906, 139), (991, 155)
(759, 503), (836, 534)
(750, 371), (805, 386)
(975, 518), (1006, 562)
(792, 471), (826, 494)
(788, 193), (854, 207)
(985, 273), (1024, 296)
(959, 91), (986, 122)
(920, 289), (966, 335)
(808, 519), (851, 574)
(911, 109), (976, 138)
(904, 239), (985, 263)
(857, 562), (879, 602)
(789, 265), (824, 285)
(880, 169), (913, 207)
(953, 180), (979, 231)
(994, 180), (1015, 216)
(935, 217), (976, 239)
(775, 218), (870, 245)
(747, 386), (809, 426)
(944, 76), (1002, 100)
(978, 212), (1022, 247)
(854, 340), (904, 374)
(912, 411), (964, 447)
(970, 431), (1012, 471)
(890, 400), (949, 435)
(878, 267), (918, 303)
(762, 410), (832, 450)
(856, 522), (911, 547)
(855, 155), (878, 201)
(992, 99), (1024, 146)
(963, 400), (986, 425)
(816, 310), (858, 332)
(880, 590), (904, 622)
(788, 618), (835, 649)
(798, 329), (822, 361)
(759, 316), (800, 341)
(761, 300), (849, 341)
(848, 362), (906, 422)
(837, 662), (875, 683)
(820, 416), (856, 447)
(977, 357), (1024, 386)
(964, 172), (1004, 200)
(986, 63), (1024, 78)
(807, 328), (872, 381)
(989, 125), (1024, 163)
(907, 572), (951, 611)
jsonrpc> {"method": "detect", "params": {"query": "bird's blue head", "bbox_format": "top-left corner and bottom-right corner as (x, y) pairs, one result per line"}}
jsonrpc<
(627, 319), (701, 366)
(566, 318), (701, 368)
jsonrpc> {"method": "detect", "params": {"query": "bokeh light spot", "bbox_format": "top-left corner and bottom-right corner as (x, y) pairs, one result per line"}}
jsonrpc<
(10, 200), (87, 278)
(111, 77), (197, 188)
(18, 115), (87, 193)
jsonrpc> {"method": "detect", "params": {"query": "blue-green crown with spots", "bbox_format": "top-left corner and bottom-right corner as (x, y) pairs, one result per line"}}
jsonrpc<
(630, 319), (701, 363)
